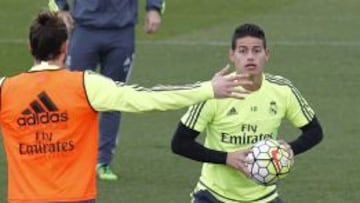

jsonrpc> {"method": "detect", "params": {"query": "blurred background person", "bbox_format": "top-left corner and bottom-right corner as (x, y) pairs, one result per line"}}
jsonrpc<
(49, 0), (165, 181)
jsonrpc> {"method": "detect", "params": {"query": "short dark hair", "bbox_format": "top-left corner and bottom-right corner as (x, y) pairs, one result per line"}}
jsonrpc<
(29, 12), (68, 61)
(231, 23), (267, 50)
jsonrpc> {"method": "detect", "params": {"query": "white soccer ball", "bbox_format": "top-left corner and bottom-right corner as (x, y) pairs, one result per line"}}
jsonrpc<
(246, 138), (294, 185)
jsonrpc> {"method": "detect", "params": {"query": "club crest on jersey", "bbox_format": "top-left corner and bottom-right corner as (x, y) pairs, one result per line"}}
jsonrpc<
(269, 101), (277, 115)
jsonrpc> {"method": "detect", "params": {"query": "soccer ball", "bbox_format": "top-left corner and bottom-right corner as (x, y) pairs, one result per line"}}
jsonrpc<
(246, 138), (294, 185)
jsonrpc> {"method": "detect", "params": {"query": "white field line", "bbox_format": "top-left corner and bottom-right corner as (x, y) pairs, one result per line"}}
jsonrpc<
(1, 38), (360, 47)
(137, 40), (360, 47)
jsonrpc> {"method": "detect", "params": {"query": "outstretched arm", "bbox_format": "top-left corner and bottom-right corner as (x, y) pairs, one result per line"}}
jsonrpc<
(85, 66), (251, 112)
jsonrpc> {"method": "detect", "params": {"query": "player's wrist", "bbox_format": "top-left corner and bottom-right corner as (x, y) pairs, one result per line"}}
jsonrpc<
(146, 1), (166, 15)
(146, 7), (161, 15)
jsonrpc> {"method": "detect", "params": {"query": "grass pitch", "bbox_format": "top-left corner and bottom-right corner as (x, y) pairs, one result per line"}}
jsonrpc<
(0, 0), (359, 202)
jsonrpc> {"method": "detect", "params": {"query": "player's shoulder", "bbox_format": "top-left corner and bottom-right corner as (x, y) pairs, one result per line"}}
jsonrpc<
(84, 70), (100, 76)
(84, 70), (114, 81)
(84, 70), (126, 89)
(0, 77), (5, 87)
(264, 73), (295, 88)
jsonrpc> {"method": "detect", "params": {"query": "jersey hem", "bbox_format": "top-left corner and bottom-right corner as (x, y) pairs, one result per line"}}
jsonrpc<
(196, 180), (278, 203)
(8, 193), (96, 203)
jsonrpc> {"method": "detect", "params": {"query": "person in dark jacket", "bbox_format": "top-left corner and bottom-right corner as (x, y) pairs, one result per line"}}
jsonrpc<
(49, 0), (165, 180)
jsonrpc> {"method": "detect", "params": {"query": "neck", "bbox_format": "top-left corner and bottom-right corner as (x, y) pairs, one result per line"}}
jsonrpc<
(243, 73), (262, 91)
(34, 58), (63, 67)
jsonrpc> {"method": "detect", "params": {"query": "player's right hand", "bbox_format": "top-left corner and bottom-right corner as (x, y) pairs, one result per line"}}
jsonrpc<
(226, 149), (252, 176)
(211, 64), (253, 99)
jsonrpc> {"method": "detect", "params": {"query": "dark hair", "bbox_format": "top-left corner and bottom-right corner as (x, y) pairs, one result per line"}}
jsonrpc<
(231, 23), (267, 50)
(29, 11), (68, 61)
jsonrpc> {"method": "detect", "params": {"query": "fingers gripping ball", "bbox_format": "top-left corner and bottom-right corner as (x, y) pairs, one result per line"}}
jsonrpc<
(246, 139), (294, 185)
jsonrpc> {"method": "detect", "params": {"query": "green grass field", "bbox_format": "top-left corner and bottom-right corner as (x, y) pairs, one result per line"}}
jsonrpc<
(1, 0), (359, 202)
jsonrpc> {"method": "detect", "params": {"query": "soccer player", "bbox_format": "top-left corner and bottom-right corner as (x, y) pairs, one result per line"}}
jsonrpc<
(48, 0), (165, 180)
(171, 23), (324, 203)
(0, 12), (252, 203)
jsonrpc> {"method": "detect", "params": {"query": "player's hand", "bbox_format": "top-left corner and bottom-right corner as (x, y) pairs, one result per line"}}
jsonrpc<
(57, 11), (74, 33)
(278, 140), (294, 160)
(226, 149), (251, 176)
(211, 64), (253, 99)
(144, 10), (161, 34)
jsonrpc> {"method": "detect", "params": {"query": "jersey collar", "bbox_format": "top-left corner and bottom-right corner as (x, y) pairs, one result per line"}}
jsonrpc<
(29, 61), (63, 72)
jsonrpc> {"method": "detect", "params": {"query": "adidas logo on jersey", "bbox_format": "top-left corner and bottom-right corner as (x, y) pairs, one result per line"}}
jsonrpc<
(227, 107), (238, 116)
(17, 91), (68, 126)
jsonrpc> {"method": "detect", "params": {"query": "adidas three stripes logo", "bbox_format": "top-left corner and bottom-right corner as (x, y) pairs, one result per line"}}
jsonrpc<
(17, 91), (68, 126)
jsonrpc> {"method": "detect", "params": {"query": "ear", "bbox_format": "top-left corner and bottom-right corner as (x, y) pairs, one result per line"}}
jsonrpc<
(27, 40), (32, 53)
(60, 41), (68, 54)
(265, 48), (270, 62)
(228, 49), (235, 62)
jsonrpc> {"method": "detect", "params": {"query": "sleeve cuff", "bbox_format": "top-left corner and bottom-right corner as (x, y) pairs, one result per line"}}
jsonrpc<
(146, 1), (166, 14)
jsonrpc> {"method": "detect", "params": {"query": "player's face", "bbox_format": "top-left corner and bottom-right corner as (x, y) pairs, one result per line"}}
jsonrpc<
(229, 36), (269, 76)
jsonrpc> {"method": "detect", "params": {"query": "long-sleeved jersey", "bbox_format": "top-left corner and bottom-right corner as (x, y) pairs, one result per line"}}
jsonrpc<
(179, 73), (316, 203)
(0, 62), (213, 202)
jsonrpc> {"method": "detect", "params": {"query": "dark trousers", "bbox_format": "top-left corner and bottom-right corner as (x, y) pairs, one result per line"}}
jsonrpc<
(68, 25), (135, 165)
(193, 190), (283, 203)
